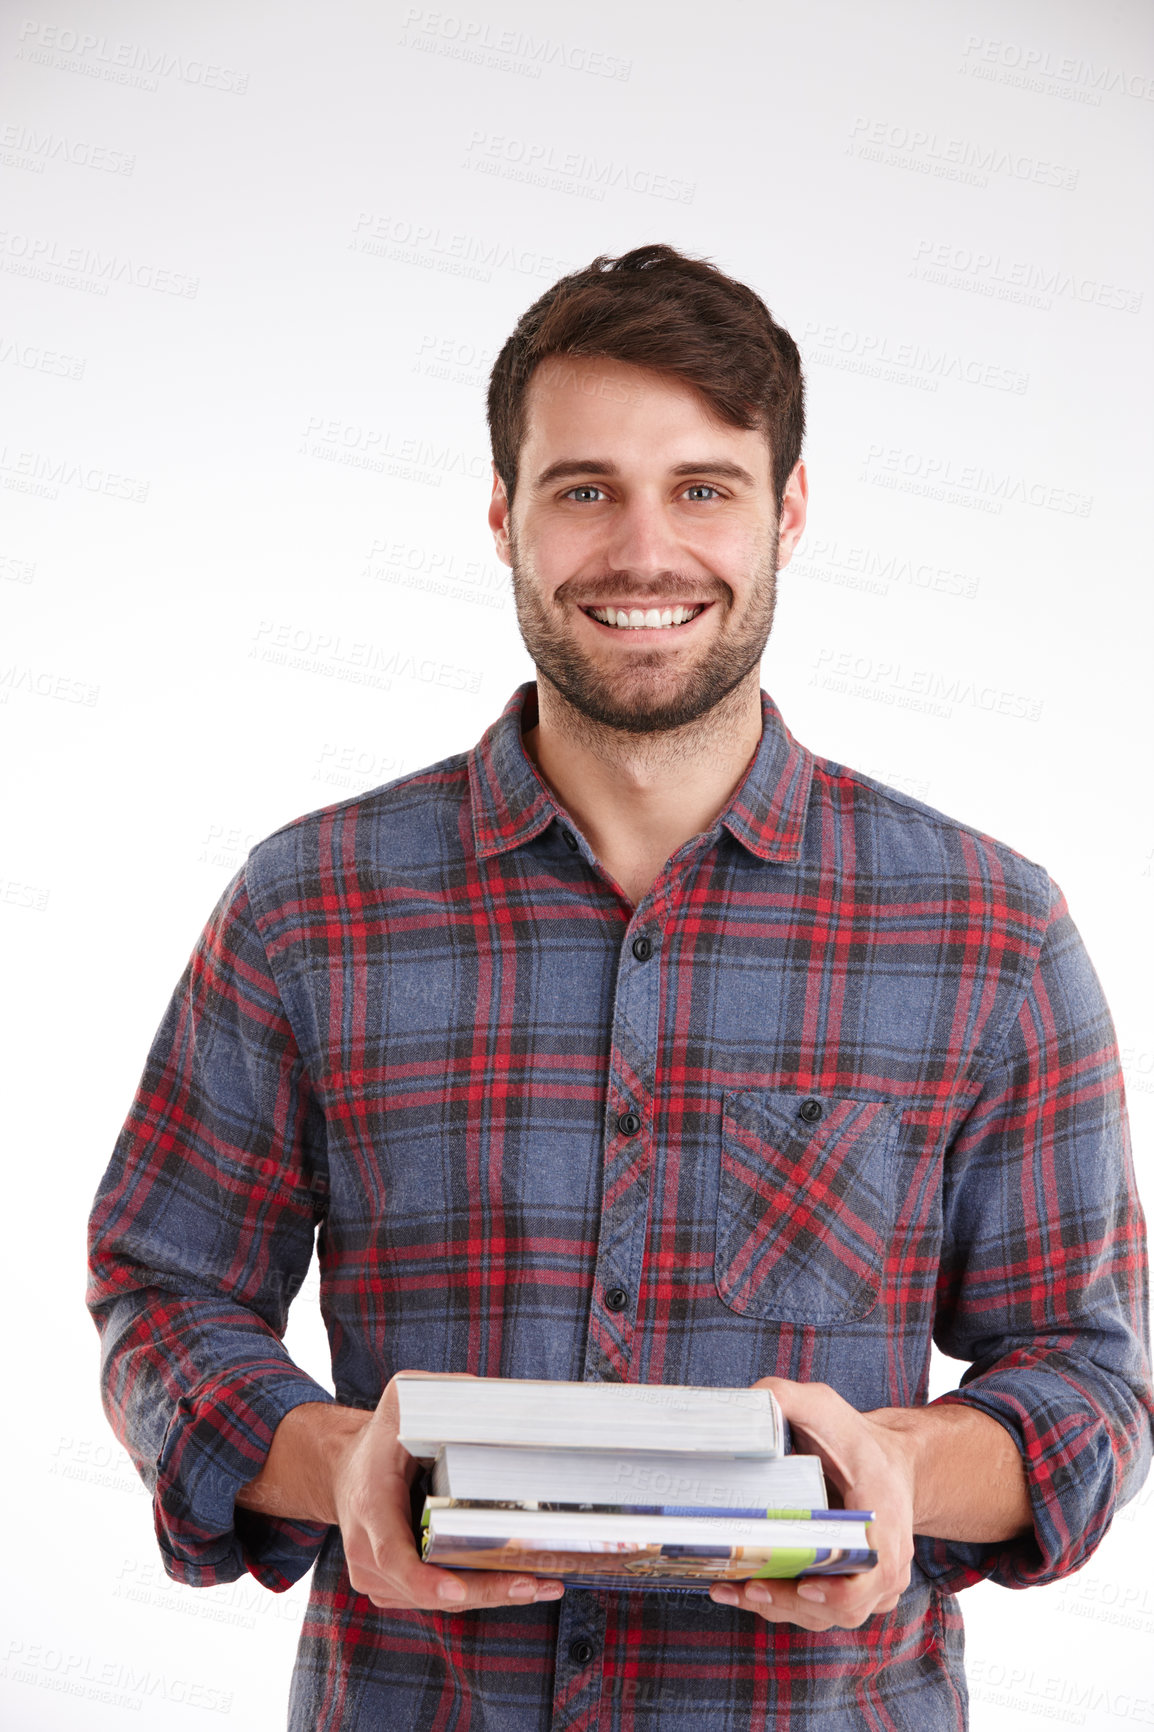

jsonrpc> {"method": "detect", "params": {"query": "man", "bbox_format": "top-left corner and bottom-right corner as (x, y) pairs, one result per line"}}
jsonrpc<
(89, 244), (1152, 1729)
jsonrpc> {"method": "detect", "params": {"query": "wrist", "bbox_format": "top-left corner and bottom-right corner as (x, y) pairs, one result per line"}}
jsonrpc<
(865, 1401), (1032, 1541)
(312, 1405), (375, 1524)
(237, 1402), (371, 1525)
(866, 1407), (928, 1521)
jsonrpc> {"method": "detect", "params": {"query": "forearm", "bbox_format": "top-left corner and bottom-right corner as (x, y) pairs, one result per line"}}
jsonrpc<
(870, 1402), (1032, 1542)
(235, 1401), (372, 1524)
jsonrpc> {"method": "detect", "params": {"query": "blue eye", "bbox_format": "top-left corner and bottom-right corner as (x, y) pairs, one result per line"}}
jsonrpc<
(685, 485), (721, 500)
(566, 486), (605, 502)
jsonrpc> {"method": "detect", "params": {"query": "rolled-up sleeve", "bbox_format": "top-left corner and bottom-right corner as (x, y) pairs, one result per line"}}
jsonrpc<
(919, 878), (1152, 1593)
(87, 866), (335, 1590)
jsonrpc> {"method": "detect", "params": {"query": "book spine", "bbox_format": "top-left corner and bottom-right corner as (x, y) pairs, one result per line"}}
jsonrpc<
(422, 1542), (879, 1584)
(648, 1506), (874, 1522)
(427, 1498), (873, 1522)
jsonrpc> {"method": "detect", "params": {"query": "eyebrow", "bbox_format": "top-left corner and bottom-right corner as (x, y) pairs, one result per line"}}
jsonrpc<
(532, 458), (759, 490)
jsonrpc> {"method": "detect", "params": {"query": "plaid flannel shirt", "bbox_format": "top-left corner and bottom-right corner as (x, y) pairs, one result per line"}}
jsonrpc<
(88, 681), (1152, 1731)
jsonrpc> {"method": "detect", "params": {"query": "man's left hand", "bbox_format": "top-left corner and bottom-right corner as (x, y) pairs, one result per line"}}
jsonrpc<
(707, 1377), (916, 1629)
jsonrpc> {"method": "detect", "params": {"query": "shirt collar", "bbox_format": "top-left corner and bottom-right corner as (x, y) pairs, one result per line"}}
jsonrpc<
(469, 681), (814, 865)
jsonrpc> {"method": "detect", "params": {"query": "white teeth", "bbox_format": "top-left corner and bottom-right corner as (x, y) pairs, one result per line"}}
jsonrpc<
(587, 604), (703, 630)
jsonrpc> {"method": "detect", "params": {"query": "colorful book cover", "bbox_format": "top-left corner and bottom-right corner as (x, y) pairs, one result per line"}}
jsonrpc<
(421, 1532), (877, 1586)
(420, 1502), (877, 1587)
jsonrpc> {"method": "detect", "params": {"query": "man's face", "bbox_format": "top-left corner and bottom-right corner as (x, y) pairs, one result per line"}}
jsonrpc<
(488, 355), (807, 735)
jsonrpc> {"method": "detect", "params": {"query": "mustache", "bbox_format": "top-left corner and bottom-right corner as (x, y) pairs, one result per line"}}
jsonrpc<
(552, 574), (733, 606)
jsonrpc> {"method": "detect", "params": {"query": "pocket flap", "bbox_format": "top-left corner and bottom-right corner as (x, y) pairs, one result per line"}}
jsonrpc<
(717, 1091), (900, 1323)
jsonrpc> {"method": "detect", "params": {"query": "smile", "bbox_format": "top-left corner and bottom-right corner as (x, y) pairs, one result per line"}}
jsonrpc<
(583, 604), (706, 631)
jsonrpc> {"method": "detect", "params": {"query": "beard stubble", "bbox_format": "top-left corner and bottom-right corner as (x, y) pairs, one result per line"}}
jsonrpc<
(508, 527), (780, 738)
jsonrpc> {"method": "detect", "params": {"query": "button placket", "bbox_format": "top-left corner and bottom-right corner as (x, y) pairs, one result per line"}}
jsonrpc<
(552, 1595), (607, 1727)
(581, 908), (663, 1385)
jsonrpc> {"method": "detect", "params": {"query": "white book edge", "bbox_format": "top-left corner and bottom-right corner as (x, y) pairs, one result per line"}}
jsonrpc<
(396, 1376), (784, 1458)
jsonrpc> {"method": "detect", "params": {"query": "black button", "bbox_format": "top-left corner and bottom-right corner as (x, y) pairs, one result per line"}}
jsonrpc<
(561, 828), (578, 852)
(568, 1639), (596, 1666)
(617, 1110), (641, 1137)
(799, 1098), (823, 1123)
(604, 1285), (629, 1313)
(631, 935), (653, 961)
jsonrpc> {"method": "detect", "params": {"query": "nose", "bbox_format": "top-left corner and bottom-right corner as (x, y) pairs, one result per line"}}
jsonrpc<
(602, 492), (686, 579)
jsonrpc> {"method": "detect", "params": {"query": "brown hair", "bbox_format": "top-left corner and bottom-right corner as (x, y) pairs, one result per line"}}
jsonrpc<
(487, 242), (805, 510)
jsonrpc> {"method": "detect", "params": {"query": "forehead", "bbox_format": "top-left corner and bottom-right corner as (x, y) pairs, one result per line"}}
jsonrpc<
(521, 356), (771, 475)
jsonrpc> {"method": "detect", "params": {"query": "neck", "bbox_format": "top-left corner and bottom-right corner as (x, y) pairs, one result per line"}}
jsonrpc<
(521, 673), (764, 905)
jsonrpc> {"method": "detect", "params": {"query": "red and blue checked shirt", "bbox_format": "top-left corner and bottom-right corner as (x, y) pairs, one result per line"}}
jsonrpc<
(88, 681), (1152, 1731)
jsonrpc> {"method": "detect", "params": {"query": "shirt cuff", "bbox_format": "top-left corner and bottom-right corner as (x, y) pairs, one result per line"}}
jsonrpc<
(914, 1369), (1136, 1594)
(154, 1363), (336, 1591)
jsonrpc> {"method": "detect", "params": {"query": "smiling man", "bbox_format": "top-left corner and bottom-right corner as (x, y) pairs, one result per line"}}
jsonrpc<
(88, 245), (1151, 1730)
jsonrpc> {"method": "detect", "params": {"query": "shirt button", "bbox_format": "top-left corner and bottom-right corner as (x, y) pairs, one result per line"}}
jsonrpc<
(631, 934), (653, 961)
(568, 1639), (596, 1665)
(617, 1110), (641, 1137)
(799, 1098), (823, 1123)
(604, 1286), (629, 1313)
(561, 827), (579, 852)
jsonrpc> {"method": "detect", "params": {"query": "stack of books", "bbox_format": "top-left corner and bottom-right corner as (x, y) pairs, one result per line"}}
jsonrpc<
(396, 1374), (877, 1591)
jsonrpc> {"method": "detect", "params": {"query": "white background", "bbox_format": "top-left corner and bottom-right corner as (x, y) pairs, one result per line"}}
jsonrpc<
(2, 0), (1152, 1725)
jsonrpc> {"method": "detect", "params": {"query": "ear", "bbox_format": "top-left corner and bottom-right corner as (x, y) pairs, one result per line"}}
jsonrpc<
(488, 466), (513, 568)
(775, 461), (808, 568)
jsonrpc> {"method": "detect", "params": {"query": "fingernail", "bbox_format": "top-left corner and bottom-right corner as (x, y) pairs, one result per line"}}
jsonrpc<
(507, 1578), (536, 1600)
(710, 1584), (740, 1606)
(534, 1582), (565, 1600)
(797, 1583), (826, 1603)
(437, 1579), (466, 1602)
(745, 1582), (773, 1604)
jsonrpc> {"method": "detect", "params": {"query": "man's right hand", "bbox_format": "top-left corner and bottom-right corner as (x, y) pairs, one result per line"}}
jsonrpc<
(237, 1375), (566, 1614)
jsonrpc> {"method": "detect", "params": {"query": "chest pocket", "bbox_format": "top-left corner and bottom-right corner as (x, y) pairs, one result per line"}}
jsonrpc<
(716, 1090), (901, 1323)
